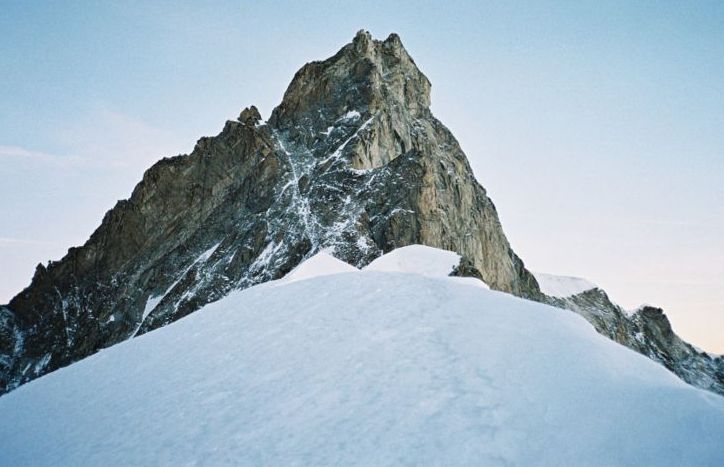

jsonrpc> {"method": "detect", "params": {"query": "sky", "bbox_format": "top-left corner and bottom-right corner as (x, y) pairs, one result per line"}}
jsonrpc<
(1, 1), (722, 353)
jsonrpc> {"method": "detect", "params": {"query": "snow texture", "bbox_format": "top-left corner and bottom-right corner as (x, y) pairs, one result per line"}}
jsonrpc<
(534, 271), (598, 298)
(364, 244), (460, 277)
(284, 251), (358, 283)
(450, 276), (491, 290)
(1, 248), (723, 466)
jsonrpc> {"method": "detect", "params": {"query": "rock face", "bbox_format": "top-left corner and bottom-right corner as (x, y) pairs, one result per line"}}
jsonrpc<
(1, 31), (721, 396)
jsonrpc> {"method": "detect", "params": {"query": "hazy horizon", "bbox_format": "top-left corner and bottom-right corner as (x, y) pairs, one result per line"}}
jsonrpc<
(1, 1), (722, 352)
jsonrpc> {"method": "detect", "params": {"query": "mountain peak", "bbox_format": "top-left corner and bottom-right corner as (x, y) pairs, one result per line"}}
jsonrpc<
(352, 29), (373, 52)
(350, 29), (406, 60)
(238, 105), (262, 125)
(269, 31), (430, 132)
(2, 30), (721, 400)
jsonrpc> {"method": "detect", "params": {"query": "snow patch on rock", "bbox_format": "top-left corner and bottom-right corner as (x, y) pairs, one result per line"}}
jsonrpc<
(625, 303), (657, 317)
(337, 110), (361, 121)
(142, 296), (163, 321)
(534, 272), (597, 298)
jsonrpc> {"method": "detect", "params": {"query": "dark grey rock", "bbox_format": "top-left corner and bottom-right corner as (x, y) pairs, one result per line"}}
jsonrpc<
(239, 105), (262, 125)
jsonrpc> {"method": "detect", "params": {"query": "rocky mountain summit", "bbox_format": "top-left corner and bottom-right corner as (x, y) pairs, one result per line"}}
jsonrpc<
(1, 31), (721, 396)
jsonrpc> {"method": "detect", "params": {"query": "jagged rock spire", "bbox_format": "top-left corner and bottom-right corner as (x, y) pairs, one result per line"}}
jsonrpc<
(238, 106), (262, 125)
(270, 30), (431, 134)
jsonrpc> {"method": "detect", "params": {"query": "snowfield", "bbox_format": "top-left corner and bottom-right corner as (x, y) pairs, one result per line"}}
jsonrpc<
(1, 246), (723, 466)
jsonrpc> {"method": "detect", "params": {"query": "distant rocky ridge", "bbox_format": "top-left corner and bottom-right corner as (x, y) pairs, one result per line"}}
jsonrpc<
(537, 274), (723, 393)
(1, 31), (721, 396)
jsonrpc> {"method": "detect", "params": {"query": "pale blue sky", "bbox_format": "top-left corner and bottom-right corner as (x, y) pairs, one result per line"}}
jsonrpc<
(1, 1), (723, 352)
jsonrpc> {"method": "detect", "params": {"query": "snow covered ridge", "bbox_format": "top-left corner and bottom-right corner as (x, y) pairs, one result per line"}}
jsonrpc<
(283, 251), (358, 283)
(282, 245), (464, 282)
(283, 245), (489, 289)
(533, 271), (598, 298)
(0, 247), (722, 465)
(363, 245), (460, 276)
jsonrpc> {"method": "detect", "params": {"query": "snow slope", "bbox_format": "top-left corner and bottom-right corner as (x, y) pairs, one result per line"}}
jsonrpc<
(284, 251), (358, 282)
(364, 244), (460, 276)
(362, 244), (490, 290)
(1, 248), (723, 466)
(534, 271), (598, 297)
